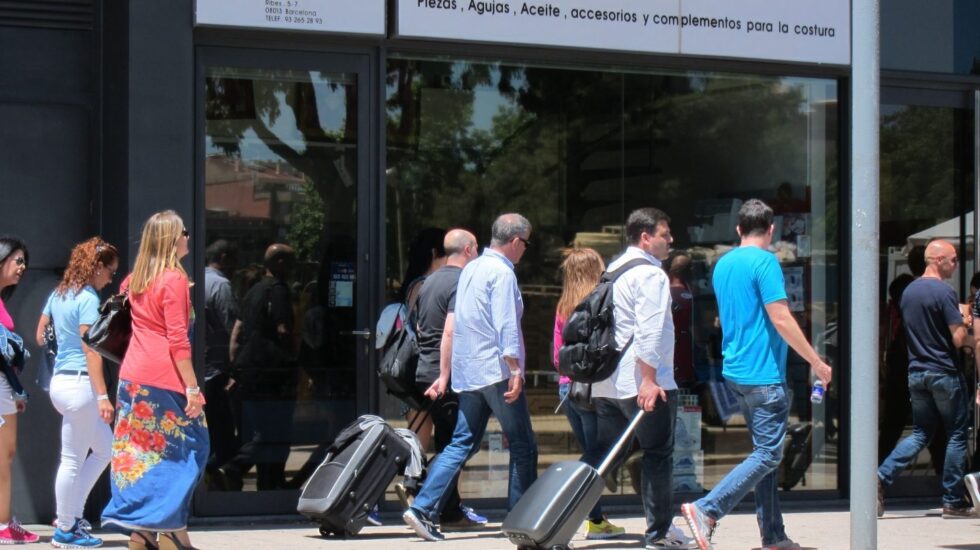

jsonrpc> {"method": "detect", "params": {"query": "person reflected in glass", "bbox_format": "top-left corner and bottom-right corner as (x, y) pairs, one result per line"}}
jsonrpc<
(224, 244), (297, 491)
(667, 252), (696, 389)
(0, 236), (39, 544)
(101, 211), (208, 550)
(552, 247), (625, 540)
(201, 239), (239, 490)
(36, 237), (118, 548)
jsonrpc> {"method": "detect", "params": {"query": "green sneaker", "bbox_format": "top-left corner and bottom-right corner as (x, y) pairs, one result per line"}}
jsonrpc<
(585, 518), (626, 540)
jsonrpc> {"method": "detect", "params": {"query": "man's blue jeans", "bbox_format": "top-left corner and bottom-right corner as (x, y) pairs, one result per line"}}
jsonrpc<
(411, 379), (538, 520)
(594, 392), (677, 544)
(695, 383), (789, 546)
(878, 369), (970, 507)
(559, 382), (603, 521)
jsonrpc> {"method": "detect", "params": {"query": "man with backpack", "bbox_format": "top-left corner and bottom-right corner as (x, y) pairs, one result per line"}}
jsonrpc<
(591, 207), (689, 549)
(681, 199), (832, 550)
(407, 228), (486, 529)
(403, 213), (538, 541)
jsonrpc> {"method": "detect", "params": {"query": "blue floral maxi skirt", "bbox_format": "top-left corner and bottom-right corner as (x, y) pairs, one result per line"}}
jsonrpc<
(102, 380), (209, 532)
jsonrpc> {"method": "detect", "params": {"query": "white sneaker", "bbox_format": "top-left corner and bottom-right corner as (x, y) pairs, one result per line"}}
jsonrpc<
(646, 524), (696, 548)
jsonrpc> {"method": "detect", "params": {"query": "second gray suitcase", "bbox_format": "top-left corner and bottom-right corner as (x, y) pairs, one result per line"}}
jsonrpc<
(501, 410), (646, 550)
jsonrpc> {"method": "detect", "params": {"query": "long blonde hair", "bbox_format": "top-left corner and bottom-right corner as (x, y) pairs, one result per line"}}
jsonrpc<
(556, 247), (605, 320)
(129, 210), (187, 294)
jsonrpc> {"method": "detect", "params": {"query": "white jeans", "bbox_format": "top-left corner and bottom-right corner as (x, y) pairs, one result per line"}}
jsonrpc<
(49, 373), (112, 530)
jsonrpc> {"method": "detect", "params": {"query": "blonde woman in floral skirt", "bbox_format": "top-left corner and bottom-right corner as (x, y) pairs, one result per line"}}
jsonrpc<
(101, 211), (208, 550)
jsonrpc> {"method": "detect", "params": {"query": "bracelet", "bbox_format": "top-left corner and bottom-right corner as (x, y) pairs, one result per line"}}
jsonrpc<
(509, 369), (522, 377)
(96, 394), (109, 402)
(185, 386), (201, 395)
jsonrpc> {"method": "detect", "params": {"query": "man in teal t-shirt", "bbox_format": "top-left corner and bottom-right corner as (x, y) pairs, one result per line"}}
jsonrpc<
(681, 199), (832, 550)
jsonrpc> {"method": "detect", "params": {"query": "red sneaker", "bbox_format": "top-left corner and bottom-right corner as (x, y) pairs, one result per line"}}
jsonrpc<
(0, 518), (40, 544)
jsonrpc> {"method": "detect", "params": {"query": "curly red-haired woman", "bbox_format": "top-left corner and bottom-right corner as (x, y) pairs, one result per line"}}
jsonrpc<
(36, 237), (119, 548)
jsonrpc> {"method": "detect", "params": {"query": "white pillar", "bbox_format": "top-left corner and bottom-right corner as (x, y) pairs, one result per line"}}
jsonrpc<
(850, 0), (880, 548)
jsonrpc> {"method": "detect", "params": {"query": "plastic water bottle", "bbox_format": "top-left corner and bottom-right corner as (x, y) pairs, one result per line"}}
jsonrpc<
(810, 380), (825, 404)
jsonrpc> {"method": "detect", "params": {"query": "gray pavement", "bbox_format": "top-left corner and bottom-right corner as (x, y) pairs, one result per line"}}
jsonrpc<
(25, 506), (980, 549)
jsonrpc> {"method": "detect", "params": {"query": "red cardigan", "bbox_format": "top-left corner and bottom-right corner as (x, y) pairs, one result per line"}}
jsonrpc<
(120, 270), (192, 394)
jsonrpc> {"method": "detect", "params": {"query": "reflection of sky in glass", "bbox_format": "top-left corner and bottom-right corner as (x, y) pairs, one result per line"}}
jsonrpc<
(206, 70), (350, 162)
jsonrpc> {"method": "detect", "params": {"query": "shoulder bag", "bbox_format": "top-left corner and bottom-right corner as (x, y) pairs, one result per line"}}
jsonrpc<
(82, 291), (132, 363)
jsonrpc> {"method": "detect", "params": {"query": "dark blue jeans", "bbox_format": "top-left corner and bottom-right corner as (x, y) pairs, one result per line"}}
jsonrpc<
(594, 392), (677, 544)
(695, 382), (789, 546)
(878, 369), (970, 507)
(411, 379), (538, 520)
(559, 383), (603, 521)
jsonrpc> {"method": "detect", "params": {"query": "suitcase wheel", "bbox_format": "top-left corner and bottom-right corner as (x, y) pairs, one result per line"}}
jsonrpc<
(318, 525), (334, 537)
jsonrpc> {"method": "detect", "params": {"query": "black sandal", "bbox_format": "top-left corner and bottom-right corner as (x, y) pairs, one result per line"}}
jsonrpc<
(128, 531), (158, 550)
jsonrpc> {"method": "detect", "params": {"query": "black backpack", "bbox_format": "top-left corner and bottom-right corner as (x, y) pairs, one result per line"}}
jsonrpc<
(558, 258), (651, 383)
(377, 281), (425, 410)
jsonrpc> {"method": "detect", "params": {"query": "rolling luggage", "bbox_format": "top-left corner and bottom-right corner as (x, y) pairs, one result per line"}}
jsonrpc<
(501, 410), (646, 550)
(297, 415), (422, 537)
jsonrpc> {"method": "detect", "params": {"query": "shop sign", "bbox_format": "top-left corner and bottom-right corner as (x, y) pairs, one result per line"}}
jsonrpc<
(395, 0), (850, 65)
(196, 0), (385, 36)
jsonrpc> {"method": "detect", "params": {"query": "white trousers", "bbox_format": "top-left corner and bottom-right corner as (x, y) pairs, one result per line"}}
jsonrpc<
(49, 373), (112, 530)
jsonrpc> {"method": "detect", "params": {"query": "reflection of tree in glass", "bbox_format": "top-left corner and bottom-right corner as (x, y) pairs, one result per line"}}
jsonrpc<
(881, 106), (959, 239)
(287, 179), (325, 262)
(385, 59), (828, 285)
(206, 72), (357, 248)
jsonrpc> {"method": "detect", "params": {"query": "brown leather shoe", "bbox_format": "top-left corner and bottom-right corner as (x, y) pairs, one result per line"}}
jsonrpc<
(941, 504), (975, 518)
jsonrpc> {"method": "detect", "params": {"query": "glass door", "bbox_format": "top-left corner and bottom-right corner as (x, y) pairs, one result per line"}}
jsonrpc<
(195, 48), (371, 515)
(878, 86), (975, 499)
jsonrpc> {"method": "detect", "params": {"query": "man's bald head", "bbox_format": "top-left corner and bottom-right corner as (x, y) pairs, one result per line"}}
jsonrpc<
(925, 240), (955, 264)
(444, 229), (477, 256)
(264, 243), (295, 279)
(924, 239), (958, 280)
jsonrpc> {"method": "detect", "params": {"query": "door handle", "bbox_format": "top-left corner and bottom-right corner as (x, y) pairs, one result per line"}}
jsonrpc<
(341, 329), (372, 340)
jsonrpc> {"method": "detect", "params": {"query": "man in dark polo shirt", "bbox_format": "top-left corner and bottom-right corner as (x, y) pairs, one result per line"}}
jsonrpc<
(877, 239), (974, 518)
(409, 228), (483, 529)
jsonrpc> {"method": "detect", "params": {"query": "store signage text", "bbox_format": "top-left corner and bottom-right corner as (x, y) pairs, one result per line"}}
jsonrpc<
(196, 0), (385, 36)
(396, 0), (850, 65)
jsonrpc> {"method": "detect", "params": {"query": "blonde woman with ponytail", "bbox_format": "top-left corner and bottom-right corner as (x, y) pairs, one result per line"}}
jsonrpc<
(553, 247), (626, 540)
(101, 211), (208, 550)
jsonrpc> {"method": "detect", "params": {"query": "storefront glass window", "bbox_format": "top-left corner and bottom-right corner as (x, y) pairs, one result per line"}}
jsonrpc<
(202, 66), (360, 495)
(384, 57), (841, 500)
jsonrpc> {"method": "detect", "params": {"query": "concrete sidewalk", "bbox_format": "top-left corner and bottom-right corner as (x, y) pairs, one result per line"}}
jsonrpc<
(27, 507), (980, 549)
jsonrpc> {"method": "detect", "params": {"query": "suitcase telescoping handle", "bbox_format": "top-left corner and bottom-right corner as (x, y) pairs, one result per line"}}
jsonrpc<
(596, 409), (645, 478)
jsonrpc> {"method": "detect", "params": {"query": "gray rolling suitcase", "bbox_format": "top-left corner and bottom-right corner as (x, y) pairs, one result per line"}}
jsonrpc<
(297, 416), (413, 537)
(501, 410), (645, 550)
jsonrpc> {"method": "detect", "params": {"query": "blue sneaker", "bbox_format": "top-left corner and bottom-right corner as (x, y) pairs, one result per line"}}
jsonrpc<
(52, 519), (103, 548)
(402, 508), (444, 541)
(366, 505), (383, 526)
(461, 505), (487, 525)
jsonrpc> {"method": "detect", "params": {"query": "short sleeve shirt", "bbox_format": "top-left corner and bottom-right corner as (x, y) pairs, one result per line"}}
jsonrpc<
(415, 265), (462, 384)
(712, 246), (788, 385)
(901, 277), (962, 375)
(44, 286), (101, 374)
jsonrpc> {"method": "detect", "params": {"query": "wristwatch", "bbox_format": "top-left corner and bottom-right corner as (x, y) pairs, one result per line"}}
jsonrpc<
(509, 369), (522, 377)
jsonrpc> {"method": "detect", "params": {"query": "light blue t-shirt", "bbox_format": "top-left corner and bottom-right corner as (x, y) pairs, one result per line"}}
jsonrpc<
(43, 286), (101, 374)
(712, 246), (788, 385)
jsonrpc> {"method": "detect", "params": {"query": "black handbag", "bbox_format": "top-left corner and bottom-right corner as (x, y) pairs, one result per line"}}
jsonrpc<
(82, 292), (132, 363)
(568, 381), (594, 411)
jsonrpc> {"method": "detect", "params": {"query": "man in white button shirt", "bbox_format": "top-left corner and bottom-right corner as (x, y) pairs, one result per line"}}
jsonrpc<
(592, 207), (686, 549)
(403, 213), (538, 542)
